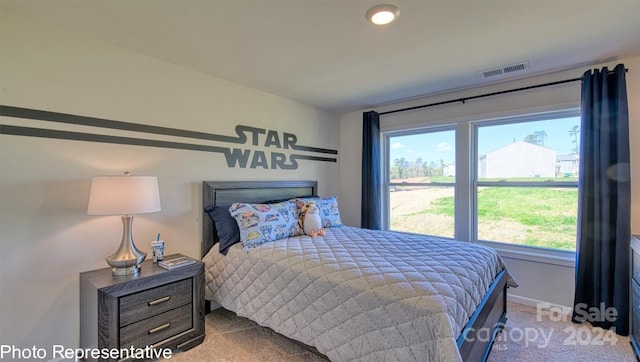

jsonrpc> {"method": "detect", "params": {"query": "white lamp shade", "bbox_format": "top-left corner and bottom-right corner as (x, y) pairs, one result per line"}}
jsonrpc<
(87, 176), (161, 215)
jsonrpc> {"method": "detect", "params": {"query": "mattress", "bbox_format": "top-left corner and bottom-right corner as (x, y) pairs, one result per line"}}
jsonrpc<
(203, 225), (515, 361)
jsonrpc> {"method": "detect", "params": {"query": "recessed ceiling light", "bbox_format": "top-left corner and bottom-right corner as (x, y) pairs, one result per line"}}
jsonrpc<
(366, 4), (400, 25)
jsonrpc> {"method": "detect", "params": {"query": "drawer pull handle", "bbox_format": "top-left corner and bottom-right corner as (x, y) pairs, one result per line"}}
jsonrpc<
(148, 323), (171, 335)
(148, 296), (171, 306)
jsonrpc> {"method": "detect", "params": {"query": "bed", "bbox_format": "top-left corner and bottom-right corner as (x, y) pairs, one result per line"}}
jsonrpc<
(201, 180), (515, 361)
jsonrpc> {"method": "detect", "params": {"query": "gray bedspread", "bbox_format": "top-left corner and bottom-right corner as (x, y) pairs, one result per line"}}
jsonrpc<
(203, 226), (515, 361)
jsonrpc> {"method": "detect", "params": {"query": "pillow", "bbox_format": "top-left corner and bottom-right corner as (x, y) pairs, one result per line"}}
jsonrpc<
(290, 196), (343, 228)
(229, 201), (302, 251)
(204, 205), (240, 255)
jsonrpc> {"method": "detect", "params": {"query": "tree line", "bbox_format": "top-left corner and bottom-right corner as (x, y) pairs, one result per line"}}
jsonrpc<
(391, 157), (447, 180)
(391, 126), (580, 180)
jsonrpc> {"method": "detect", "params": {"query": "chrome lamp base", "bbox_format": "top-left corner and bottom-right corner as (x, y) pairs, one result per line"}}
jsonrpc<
(106, 215), (147, 276)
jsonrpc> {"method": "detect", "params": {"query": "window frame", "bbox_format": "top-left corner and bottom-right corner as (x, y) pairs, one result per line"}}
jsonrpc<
(472, 109), (580, 262)
(384, 125), (457, 235)
(382, 108), (580, 266)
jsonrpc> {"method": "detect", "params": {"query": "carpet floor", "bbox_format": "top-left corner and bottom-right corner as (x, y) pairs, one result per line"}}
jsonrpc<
(167, 301), (636, 361)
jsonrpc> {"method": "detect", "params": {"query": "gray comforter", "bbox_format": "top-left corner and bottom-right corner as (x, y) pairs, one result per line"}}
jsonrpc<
(203, 226), (515, 361)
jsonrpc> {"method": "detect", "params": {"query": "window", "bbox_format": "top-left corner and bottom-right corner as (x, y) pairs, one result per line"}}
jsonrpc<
(384, 109), (580, 253)
(386, 128), (456, 238)
(475, 115), (580, 251)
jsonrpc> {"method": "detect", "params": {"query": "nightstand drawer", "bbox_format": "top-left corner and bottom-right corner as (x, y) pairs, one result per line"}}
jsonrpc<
(634, 279), (640, 347)
(634, 308), (640, 348)
(633, 279), (640, 313)
(120, 278), (192, 326)
(120, 303), (193, 348)
(633, 248), (640, 283)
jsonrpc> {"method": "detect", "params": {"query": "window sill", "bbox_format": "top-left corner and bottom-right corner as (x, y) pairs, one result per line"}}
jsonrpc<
(476, 240), (576, 268)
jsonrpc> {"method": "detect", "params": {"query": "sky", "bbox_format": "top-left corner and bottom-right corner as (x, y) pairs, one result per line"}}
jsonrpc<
(389, 116), (580, 165)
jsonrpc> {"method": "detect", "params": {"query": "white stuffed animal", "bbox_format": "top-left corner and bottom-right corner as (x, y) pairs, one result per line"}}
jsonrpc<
(301, 202), (326, 237)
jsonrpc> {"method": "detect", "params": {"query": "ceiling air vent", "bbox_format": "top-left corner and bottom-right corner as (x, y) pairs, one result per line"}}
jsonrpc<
(480, 61), (530, 79)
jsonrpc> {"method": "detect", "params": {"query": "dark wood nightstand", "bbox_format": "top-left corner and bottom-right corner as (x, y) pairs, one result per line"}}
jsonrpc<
(79, 254), (205, 361)
(631, 235), (640, 360)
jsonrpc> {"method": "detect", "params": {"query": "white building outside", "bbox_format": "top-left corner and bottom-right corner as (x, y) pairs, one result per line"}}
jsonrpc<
(479, 141), (556, 178)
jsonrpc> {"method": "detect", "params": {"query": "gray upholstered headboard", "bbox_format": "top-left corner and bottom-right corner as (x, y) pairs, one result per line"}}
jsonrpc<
(201, 180), (318, 258)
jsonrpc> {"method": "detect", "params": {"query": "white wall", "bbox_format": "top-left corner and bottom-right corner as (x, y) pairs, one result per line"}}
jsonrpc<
(484, 141), (556, 178)
(339, 55), (640, 307)
(0, 12), (339, 352)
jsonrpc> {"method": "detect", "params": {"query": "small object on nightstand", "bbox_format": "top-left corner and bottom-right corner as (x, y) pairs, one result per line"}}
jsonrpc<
(151, 234), (165, 262)
(159, 256), (196, 270)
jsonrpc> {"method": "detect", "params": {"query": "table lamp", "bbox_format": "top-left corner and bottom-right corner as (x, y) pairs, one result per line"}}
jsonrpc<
(87, 172), (161, 275)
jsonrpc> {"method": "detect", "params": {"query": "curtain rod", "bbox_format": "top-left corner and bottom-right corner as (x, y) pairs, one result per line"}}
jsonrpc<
(379, 68), (628, 116)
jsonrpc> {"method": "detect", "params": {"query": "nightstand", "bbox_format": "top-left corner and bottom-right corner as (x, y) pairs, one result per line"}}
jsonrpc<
(79, 254), (205, 361)
(631, 235), (640, 360)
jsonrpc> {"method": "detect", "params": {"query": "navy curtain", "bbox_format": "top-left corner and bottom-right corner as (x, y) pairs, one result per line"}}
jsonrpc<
(572, 64), (630, 335)
(361, 111), (382, 229)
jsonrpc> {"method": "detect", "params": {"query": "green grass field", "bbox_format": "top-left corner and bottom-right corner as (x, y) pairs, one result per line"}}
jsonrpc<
(402, 187), (578, 250)
(431, 187), (578, 250)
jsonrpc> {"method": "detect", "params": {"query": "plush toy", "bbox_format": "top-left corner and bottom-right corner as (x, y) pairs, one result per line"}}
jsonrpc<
(300, 201), (326, 237)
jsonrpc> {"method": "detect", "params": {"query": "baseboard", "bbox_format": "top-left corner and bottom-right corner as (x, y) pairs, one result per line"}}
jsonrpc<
(507, 294), (577, 324)
(508, 294), (572, 312)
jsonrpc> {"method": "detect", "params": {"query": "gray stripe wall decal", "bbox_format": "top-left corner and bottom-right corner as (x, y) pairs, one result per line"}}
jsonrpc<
(0, 105), (337, 170)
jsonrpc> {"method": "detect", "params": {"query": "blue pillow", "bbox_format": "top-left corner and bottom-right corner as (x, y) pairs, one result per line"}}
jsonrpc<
(204, 205), (240, 255)
(229, 201), (302, 252)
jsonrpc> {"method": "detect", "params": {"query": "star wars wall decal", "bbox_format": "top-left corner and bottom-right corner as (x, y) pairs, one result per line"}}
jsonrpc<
(0, 106), (337, 170)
